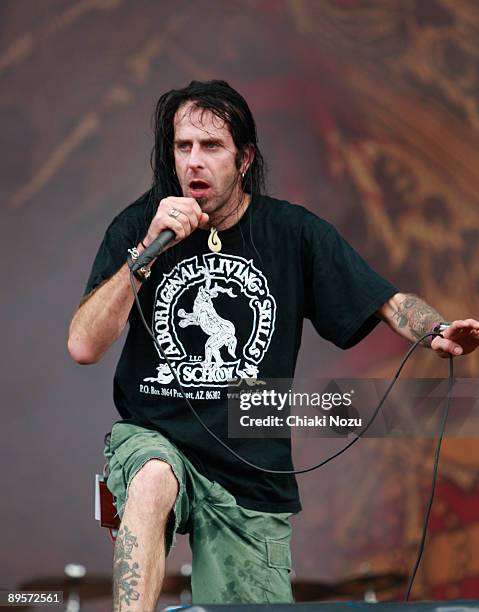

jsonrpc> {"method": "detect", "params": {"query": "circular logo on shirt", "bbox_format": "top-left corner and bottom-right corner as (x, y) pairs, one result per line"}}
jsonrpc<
(143, 253), (276, 389)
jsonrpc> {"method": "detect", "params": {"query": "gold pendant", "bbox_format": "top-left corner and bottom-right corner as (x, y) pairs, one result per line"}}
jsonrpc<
(208, 227), (222, 252)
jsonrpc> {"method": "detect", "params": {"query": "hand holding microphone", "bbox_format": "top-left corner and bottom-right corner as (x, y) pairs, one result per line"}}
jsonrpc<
(131, 196), (208, 272)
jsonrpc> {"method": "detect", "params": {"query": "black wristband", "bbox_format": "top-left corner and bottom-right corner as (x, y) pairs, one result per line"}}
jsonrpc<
(432, 322), (451, 334)
(127, 253), (148, 283)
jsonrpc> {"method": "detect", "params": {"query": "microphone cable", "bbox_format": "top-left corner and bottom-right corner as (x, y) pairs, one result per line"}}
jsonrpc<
(129, 268), (454, 599)
(404, 353), (453, 600)
(129, 269), (452, 475)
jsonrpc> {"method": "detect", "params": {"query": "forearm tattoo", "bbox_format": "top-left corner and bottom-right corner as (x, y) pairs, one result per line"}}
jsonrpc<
(113, 525), (141, 611)
(392, 295), (443, 347)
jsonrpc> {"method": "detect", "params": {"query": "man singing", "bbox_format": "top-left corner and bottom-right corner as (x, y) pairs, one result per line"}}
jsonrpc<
(68, 80), (479, 610)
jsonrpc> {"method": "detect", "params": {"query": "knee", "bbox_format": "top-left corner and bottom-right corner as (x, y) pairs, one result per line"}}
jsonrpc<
(128, 459), (179, 516)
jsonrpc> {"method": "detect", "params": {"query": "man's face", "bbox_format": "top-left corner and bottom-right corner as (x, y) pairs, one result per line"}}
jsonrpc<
(173, 101), (245, 220)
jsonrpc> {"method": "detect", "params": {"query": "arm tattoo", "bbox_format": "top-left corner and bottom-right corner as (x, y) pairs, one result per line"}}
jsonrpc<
(392, 295), (443, 347)
(113, 525), (141, 611)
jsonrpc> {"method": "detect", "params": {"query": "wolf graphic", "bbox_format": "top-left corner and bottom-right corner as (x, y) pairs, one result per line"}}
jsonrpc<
(178, 267), (238, 366)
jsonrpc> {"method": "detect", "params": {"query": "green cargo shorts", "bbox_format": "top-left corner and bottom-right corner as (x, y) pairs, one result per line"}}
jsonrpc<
(103, 421), (294, 604)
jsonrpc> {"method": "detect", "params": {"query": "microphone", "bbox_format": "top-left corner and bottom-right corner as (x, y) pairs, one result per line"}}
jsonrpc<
(130, 229), (176, 272)
(131, 195), (208, 273)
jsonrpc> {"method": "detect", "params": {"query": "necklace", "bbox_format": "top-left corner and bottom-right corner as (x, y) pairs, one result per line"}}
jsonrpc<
(208, 227), (222, 253)
(206, 195), (251, 253)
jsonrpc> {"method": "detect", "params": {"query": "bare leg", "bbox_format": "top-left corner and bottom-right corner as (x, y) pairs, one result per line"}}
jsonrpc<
(113, 460), (178, 612)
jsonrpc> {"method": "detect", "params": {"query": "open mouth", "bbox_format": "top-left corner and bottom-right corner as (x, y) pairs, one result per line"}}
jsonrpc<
(189, 179), (211, 192)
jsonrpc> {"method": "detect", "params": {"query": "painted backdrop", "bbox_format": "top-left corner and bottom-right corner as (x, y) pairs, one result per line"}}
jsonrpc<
(1, 0), (479, 608)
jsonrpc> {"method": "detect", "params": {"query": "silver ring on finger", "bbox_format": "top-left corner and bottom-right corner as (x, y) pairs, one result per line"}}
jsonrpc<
(168, 207), (181, 218)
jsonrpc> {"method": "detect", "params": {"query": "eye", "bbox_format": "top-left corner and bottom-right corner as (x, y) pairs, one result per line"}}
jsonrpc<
(206, 142), (220, 149)
(176, 142), (190, 151)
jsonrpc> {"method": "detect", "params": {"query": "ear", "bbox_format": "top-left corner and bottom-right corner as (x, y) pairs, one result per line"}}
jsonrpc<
(240, 144), (255, 174)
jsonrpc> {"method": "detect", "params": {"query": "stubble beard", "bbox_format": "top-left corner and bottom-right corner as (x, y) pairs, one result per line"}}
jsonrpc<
(182, 173), (244, 229)
(197, 186), (240, 228)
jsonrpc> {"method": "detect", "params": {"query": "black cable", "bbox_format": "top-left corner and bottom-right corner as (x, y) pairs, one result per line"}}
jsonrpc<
(130, 268), (455, 599)
(129, 269), (452, 476)
(404, 354), (453, 600)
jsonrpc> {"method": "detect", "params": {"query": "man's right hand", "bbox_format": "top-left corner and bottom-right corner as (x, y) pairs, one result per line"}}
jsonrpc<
(143, 197), (209, 250)
(68, 196), (208, 365)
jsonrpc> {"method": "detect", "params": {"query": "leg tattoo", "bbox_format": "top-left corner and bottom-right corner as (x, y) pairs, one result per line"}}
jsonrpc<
(113, 525), (141, 610)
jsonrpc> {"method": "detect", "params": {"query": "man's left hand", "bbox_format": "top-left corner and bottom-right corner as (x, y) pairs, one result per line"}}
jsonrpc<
(431, 319), (479, 357)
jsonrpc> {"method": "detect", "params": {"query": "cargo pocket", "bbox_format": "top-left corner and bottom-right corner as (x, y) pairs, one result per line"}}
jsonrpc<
(266, 538), (292, 571)
(264, 537), (293, 603)
(103, 429), (127, 519)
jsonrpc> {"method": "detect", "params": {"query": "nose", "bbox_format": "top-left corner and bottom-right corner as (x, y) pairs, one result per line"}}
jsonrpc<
(187, 143), (205, 170)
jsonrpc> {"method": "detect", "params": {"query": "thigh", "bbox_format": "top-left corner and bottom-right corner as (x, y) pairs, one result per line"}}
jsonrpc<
(103, 422), (190, 551)
(190, 482), (293, 604)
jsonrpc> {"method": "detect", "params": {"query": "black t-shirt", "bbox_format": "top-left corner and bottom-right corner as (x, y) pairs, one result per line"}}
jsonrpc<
(85, 192), (397, 513)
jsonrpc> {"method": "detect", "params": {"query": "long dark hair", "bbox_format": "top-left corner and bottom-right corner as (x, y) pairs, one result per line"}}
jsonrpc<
(148, 80), (266, 215)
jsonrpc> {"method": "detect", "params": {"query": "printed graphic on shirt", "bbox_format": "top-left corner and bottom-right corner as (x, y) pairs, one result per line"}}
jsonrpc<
(143, 253), (276, 389)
